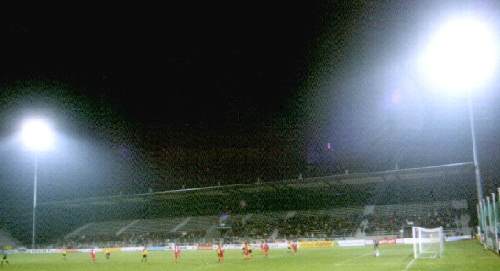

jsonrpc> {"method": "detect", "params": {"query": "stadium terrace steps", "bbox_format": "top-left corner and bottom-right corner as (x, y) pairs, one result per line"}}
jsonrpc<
(171, 217), (192, 232)
(285, 211), (296, 219)
(203, 224), (218, 239)
(116, 219), (140, 236)
(364, 201), (470, 235)
(62, 201), (469, 243)
(65, 223), (93, 239)
(124, 217), (186, 234)
(373, 201), (468, 217)
(182, 216), (217, 232)
(270, 228), (279, 239)
(66, 220), (135, 239)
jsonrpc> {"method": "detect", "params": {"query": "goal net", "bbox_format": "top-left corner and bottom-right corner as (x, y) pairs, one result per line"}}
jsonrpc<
(412, 226), (444, 259)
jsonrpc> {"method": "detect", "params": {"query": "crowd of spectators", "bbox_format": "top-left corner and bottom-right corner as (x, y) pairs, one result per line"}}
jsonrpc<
(62, 231), (207, 249)
(58, 203), (471, 248)
(363, 206), (470, 236)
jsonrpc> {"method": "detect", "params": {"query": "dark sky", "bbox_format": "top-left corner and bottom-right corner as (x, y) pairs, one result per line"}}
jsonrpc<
(1, 1), (500, 205)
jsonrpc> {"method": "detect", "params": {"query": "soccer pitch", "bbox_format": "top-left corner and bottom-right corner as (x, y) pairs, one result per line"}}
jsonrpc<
(4, 241), (499, 271)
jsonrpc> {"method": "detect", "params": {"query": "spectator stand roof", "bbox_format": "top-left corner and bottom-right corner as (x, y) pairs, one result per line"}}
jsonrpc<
(39, 162), (474, 208)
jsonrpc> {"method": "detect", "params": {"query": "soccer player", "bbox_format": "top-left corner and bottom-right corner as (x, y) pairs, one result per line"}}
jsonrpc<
(1, 251), (9, 266)
(173, 244), (181, 263)
(141, 247), (148, 263)
(90, 248), (96, 263)
(242, 241), (252, 260)
(373, 239), (380, 257)
(105, 248), (111, 260)
(290, 241), (298, 255)
(216, 243), (224, 263)
(261, 241), (269, 257)
(62, 248), (67, 260)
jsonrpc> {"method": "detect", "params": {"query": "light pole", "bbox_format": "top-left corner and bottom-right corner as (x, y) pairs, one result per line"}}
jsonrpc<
(418, 16), (498, 203)
(21, 118), (55, 250)
(31, 154), (38, 251)
(467, 97), (483, 202)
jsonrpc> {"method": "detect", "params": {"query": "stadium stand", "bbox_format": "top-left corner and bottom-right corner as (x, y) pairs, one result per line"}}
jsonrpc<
(0, 229), (19, 248)
(3, 163), (477, 247)
(122, 218), (185, 234)
(60, 199), (470, 248)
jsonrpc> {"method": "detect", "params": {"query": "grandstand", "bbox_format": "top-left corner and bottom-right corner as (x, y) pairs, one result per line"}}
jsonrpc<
(2, 162), (476, 247)
(60, 200), (470, 248)
(0, 229), (19, 248)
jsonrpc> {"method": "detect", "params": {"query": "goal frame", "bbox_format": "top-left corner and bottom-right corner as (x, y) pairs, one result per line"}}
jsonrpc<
(412, 226), (444, 259)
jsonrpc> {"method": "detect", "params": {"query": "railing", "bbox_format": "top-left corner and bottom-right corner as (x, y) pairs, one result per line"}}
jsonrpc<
(478, 188), (500, 254)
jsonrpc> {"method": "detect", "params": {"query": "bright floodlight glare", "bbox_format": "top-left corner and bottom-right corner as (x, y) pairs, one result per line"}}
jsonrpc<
(419, 16), (498, 94)
(21, 118), (55, 152)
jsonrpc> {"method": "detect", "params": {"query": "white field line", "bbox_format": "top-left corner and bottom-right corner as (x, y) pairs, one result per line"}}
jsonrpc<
(403, 258), (416, 271)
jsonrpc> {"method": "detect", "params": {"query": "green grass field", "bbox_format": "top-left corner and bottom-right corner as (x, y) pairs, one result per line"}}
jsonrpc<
(2, 241), (499, 271)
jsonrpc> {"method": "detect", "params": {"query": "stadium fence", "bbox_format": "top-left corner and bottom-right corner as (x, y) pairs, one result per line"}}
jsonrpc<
(478, 188), (500, 254)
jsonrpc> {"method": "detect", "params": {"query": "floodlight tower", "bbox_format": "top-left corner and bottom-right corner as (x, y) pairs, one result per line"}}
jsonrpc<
(419, 16), (498, 202)
(21, 118), (55, 250)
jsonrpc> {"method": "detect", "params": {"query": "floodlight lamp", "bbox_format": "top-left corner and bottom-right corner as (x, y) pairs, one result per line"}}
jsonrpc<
(21, 118), (55, 152)
(418, 16), (498, 95)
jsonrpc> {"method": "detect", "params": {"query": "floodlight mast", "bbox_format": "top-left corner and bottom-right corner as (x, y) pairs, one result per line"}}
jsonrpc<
(32, 155), (38, 252)
(468, 97), (483, 202)
(21, 118), (55, 251)
(420, 17), (498, 203)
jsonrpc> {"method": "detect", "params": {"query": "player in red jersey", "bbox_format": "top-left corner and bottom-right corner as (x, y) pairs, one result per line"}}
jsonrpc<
(288, 241), (298, 255)
(216, 243), (224, 263)
(89, 248), (96, 263)
(261, 241), (269, 257)
(242, 241), (252, 260)
(291, 241), (298, 254)
(173, 243), (181, 263)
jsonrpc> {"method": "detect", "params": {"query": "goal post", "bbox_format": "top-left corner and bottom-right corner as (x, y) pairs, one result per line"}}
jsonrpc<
(412, 226), (444, 259)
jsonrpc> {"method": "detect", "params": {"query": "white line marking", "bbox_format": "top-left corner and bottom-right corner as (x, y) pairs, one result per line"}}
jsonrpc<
(403, 258), (416, 271)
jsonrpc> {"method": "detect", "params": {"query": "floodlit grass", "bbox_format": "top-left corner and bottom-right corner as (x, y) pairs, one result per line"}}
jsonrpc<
(3, 241), (499, 271)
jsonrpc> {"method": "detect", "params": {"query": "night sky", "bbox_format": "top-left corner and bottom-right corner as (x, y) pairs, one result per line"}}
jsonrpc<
(1, 1), (500, 206)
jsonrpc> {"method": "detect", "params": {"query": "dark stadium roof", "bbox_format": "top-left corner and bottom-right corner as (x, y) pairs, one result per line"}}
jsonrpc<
(40, 162), (474, 208)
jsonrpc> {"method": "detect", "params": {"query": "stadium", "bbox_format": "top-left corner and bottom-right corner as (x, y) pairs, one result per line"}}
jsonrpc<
(24, 162), (477, 246)
(1, 1), (500, 271)
(1, 162), (499, 270)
